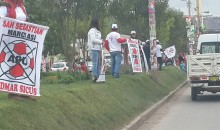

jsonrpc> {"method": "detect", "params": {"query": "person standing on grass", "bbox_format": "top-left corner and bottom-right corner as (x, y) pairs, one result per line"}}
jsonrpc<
(104, 24), (126, 78)
(156, 40), (163, 71)
(0, 0), (28, 21)
(0, 0), (29, 99)
(130, 30), (137, 39)
(87, 18), (103, 82)
(143, 40), (151, 70)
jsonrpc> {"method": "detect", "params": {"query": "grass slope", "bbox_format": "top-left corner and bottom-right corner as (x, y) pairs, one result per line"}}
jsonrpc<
(0, 66), (186, 130)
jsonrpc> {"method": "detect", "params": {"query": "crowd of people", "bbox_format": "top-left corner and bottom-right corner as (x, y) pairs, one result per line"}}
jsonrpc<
(87, 17), (169, 82)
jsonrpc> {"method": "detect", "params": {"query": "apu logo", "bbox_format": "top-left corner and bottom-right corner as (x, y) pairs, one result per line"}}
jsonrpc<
(0, 40), (35, 81)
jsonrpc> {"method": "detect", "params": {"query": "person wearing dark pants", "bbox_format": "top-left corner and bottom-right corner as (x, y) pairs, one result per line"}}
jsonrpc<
(156, 40), (163, 71)
(143, 40), (151, 70)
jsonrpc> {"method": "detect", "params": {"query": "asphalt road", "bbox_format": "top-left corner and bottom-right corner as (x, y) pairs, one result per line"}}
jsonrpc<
(138, 84), (220, 130)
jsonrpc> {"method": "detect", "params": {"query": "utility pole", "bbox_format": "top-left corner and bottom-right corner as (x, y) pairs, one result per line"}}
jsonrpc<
(196, 0), (201, 34)
(181, 0), (193, 54)
(187, 0), (191, 17)
(148, 0), (156, 45)
(148, 0), (156, 69)
(186, 0), (193, 55)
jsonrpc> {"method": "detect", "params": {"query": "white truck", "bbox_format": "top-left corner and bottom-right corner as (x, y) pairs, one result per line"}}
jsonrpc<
(187, 33), (220, 100)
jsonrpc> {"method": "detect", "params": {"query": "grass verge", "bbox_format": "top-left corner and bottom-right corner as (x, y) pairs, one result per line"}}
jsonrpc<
(0, 66), (186, 130)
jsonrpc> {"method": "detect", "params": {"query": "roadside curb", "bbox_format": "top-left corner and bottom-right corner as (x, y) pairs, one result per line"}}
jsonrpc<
(121, 80), (188, 130)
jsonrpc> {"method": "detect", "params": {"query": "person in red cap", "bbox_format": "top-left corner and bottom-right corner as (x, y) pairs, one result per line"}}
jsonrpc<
(0, 0), (28, 21)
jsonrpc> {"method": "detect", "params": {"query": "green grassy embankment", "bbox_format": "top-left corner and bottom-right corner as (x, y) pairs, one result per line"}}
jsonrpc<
(0, 66), (186, 130)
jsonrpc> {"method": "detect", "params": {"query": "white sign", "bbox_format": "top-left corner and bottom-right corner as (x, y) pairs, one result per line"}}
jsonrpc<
(0, 17), (49, 96)
(127, 39), (142, 73)
(164, 45), (176, 58)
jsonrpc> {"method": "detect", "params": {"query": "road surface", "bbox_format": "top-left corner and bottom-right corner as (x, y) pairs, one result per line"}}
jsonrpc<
(138, 84), (220, 130)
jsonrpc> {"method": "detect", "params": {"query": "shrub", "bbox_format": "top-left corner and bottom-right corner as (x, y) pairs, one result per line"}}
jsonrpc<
(40, 71), (57, 79)
(41, 71), (91, 84)
(43, 76), (58, 84)
(80, 71), (92, 80)
(58, 73), (76, 84)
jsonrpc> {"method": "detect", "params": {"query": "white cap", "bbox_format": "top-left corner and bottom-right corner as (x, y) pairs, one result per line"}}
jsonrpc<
(131, 31), (136, 34)
(145, 39), (150, 43)
(111, 24), (118, 29)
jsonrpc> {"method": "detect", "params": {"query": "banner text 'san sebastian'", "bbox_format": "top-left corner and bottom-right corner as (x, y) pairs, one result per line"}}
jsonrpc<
(3, 20), (44, 35)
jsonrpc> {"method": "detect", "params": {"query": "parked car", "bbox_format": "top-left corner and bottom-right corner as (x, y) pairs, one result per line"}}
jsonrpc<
(51, 62), (69, 71)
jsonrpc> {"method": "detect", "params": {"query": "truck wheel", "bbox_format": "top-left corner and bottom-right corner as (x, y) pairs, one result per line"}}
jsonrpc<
(191, 87), (198, 101)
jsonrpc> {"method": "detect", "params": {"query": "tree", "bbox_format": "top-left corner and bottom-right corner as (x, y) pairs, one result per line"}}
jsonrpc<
(167, 8), (188, 52)
(24, 0), (188, 66)
(25, 0), (63, 56)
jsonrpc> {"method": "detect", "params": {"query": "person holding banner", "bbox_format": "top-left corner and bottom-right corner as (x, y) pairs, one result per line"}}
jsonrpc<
(0, 0), (28, 21)
(0, 0), (29, 99)
(0, 0), (48, 99)
(130, 31), (137, 39)
(87, 18), (103, 82)
(104, 24), (126, 78)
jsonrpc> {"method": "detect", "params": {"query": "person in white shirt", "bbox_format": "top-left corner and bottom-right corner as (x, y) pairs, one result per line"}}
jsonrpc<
(0, 0), (28, 21)
(0, 0), (29, 100)
(104, 24), (126, 78)
(87, 18), (103, 82)
(156, 40), (163, 70)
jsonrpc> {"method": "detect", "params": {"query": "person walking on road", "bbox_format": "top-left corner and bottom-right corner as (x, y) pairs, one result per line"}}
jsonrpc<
(87, 18), (103, 82)
(104, 24), (126, 78)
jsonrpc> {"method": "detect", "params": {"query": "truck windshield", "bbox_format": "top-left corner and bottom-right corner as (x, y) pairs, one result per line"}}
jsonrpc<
(200, 42), (218, 54)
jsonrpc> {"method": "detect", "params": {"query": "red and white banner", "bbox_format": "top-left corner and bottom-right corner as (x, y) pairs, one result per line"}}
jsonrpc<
(0, 17), (49, 96)
(164, 45), (176, 58)
(127, 39), (142, 73)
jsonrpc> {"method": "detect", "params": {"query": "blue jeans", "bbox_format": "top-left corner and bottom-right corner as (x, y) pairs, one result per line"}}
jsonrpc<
(91, 50), (100, 77)
(110, 51), (122, 78)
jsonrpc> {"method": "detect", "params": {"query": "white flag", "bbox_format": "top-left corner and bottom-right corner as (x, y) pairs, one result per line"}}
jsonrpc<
(127, 39), (142, 73)
(164, 45), (176, 58)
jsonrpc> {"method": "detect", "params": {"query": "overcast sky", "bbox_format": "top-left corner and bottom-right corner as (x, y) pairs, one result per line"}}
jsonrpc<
(169, 0), (220, 16)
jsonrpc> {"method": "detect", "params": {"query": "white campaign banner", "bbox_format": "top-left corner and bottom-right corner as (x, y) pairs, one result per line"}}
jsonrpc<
(127, 39), (142, 73)
(0, 17), (49, 96)
(164, 45), (176, 58)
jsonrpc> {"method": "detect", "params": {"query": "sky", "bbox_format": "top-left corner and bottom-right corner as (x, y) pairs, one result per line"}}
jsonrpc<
(169, 0), (220, 16)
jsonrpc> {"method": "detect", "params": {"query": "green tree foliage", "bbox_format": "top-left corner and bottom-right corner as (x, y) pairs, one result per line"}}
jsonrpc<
(24, 0), (188, 63)
(108, 0), (149, 40)
(25, 0), (62, 56)
(166, 8), (188, 52)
